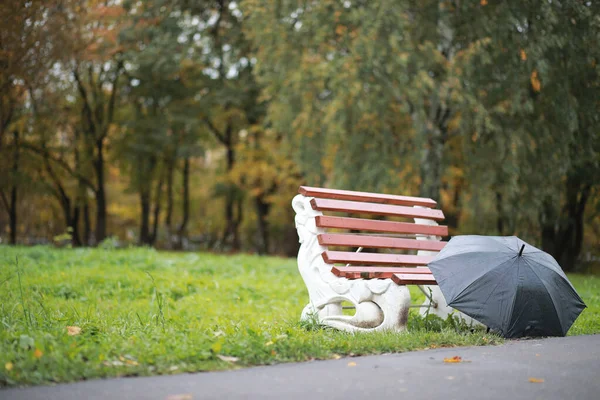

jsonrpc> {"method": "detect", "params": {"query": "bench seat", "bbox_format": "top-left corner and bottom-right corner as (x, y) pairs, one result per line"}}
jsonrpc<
(392, 273), (438, 285)
(332, 266), (431, 279)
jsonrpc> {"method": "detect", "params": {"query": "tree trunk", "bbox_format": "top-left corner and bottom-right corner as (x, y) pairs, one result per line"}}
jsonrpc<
(83, 200), (91, 246)
(221, 125), (242, 250)
(222, 141), (239, 249)
(540, 176), (591, 272)
(94, 138), (107, 244)
(164, 154), (175, 247)
(175, 156), (191, 250)
(234, 192), (243, 250)
(150, 173), (164, 245)
(139, 186), (152, 245)
(419, 127), (444, 200)
(139, 154), (158, 246)
(9, 130), (19, 245)
(71, 206), (82, 247)
(255, 195), (271, 255)
(71, 129), (83, 247)
(496, 191), (506, 235)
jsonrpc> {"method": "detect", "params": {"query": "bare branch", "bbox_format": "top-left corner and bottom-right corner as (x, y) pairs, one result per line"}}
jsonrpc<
(104, 59), (124, 139)
(1, 101), (14, 133)
(73, 67), (98, 136)
(43, 152), (71, 210)
(19, 142), (98, 193)
(203, 117), (227, 145)
(0, 190), (9, 213)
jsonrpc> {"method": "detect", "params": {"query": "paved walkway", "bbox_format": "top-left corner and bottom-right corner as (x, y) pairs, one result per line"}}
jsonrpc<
(2, 335), (599, 400)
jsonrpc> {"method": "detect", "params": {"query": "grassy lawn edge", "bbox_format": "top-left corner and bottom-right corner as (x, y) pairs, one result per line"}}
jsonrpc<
(1, 246), (598, 387)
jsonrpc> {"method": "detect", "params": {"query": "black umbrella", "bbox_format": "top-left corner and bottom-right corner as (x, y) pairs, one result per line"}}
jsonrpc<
(428, 235), (586, 338)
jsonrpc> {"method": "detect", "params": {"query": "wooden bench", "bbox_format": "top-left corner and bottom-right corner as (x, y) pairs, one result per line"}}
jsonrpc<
(292, 185), (462, 333)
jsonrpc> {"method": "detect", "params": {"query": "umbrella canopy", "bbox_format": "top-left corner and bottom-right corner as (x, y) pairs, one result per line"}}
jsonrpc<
(428, 235), (586, 338)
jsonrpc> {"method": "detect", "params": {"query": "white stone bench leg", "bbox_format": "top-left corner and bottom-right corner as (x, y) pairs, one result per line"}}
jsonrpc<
(414, 214), (481, 327)
(293, 194), (411, 333)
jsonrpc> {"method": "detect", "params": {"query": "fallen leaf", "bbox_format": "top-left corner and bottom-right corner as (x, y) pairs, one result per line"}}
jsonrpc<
(217, 355), (239, 363)
(33, 348), (43, 359)
(5, 362), (13, 371)
(528, 377), (545, 383)
(265, 341), (274, 347)
(332, 354), (342, 360)
(67, 326), (82, 336)
(535, 354), (541, 357)
(347, 362), (357, 367)
(166, 394), (193, 400)
(444, 356), (462, 363)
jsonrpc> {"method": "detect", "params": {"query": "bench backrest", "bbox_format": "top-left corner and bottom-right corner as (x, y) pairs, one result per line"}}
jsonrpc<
(299, 186), (448, 279)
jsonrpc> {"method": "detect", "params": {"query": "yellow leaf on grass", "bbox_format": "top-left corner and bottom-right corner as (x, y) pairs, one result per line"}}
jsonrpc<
(33, 348), (43, 359)
(444, 356), (462, 363)
(332, 354), (342, 360)
(5, 362), (13, 371)
(528, 377), (545, 383)
(67, 326), (82, 336)
(166, 394), (193, 400)
(347, 362), (357, 367)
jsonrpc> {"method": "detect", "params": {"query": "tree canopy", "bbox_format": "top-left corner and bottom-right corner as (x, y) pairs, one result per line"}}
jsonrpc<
(0, 0), (598, 271)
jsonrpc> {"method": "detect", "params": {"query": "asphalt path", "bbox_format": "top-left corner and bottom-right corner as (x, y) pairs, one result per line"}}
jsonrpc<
(2, 335), (599, 400)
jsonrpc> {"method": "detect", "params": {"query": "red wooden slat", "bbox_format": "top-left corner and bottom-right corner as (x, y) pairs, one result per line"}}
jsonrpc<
(332, 266), (431, 279)
(315, 216), (448, 237)
(299, 186), (437, 207)
(311, 198), (445, 221)
(322, 251), (434, 266)
(318, 233), (446, 252)
(392, 273), (438, 285)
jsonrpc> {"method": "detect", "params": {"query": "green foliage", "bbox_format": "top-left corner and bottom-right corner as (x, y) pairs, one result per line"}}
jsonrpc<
(1, 1), (599, 264)
(98, 236), (120, 250)
(244, 0), (600, 264)
(52, 228), (74, 248)
(1, 246), (599, 387)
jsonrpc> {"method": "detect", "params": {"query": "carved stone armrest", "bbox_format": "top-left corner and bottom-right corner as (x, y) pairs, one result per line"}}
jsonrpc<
(292, 194), (411, 333)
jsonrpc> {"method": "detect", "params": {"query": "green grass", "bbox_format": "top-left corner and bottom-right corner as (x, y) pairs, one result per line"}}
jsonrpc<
(0, 246), (598, 387)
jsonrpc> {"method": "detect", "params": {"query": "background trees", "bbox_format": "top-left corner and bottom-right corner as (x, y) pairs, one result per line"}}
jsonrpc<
(0, 0), (598, 271)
